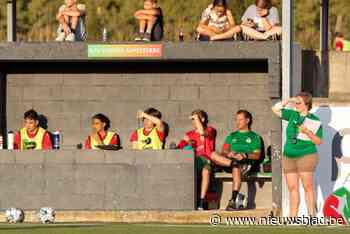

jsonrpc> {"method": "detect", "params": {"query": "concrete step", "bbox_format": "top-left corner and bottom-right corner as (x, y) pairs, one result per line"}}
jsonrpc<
(0, 209), (271, 224)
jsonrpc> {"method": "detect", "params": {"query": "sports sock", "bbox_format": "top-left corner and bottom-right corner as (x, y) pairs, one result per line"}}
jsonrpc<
(231, 190), (239, 201)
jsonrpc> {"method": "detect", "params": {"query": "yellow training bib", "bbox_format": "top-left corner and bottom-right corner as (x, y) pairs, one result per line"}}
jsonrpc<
(20, 127), (46, 150)
(90, 131), (116, 149)
(136, 128), (162, 150)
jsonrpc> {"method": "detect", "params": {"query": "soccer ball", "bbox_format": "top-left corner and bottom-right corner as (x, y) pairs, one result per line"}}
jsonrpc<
(38, 207), (56, 224)
(5, 208), (24, 223)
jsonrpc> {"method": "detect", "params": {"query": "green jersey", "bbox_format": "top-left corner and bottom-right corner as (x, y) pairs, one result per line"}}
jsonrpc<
(344, 39), (350, 51)
(224, 131), (262, 154)
(282, 108), (323, 158)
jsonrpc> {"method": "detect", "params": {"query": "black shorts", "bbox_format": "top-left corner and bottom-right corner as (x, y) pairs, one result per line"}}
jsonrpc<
(215, 159), (258, 174)
(151, 19), (163, 41)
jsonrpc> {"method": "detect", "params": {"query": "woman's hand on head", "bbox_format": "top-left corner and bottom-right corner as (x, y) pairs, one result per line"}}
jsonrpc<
(136, 110), (145, 119)
(282, 97), (297, 107)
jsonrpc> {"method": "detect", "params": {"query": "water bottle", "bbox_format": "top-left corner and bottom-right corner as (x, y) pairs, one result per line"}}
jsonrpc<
(52, 131), (60, 150)
(179, 29), (184, 42)
(102, 28), (108, 42)
(7, 131), (14, 150)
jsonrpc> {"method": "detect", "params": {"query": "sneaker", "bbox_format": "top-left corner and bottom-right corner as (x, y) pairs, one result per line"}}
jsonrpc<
(142, 32), (151, 42)
(240, 164), (252, 177)
(236, 193), (245, 210)
(135, 32), (144, 41)
(225, 199), (237, 211)
(65, 33), (76, 42)
(197, 199), (205, 211)
(55, 31), (66, 42)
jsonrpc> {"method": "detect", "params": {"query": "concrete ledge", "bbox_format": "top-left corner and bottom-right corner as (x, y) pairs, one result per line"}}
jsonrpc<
(0, 210), (271, 223)
(0, 42), (280, 62)
(314, 98), (350, 107)
(0, 150), (195, 211)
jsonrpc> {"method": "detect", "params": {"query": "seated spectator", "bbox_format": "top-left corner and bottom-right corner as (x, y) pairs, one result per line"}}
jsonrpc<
(210, 110), (263, 210)
(84, 114), (120, 150)
(14, 109), (52, 150)
(56, 0), (86, 42)
(196, 0), (241, 41)
(177, 110), (216, 210)
(334, 32), (350, 51)
(130, 108), (165, 150)
(134, 0), (164, 42)
(241, 0), (281, 40)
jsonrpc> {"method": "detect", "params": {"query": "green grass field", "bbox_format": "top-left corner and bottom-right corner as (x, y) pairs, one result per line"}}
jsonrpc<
(0, 224), (348, 234)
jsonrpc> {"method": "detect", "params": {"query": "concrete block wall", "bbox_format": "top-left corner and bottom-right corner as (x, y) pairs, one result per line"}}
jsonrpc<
(7, 72), (279, 150)
(302, 51), (350, 99)
(328, 52), (350, 99)
(0, 150), (195, 210)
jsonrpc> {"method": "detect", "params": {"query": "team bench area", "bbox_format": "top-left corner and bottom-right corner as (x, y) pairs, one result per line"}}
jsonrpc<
(0, 41), (282, 218)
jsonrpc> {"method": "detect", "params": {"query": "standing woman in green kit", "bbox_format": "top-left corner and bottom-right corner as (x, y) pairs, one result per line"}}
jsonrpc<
(272, 92), (323, 217)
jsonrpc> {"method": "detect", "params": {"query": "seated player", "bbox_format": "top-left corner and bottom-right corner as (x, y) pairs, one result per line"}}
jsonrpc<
(134, 0), (164, 42)
(211, 110), (262, 210)
(130, 108), (165, 150)
(84, 114), (120, 150)
(196, 0), (241, 41)
(14, 109), (52, 150)
(177, 110), (216, 210)
(241, 0), (281, 40)
(56, 0), (86, 42)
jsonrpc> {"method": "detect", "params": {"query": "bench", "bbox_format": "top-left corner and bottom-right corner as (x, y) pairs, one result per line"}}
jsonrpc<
(214, 172), (272, 182)
(210, 171), (272, 210)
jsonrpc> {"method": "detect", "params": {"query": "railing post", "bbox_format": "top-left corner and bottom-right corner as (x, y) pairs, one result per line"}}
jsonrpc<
(7, 0), (17, 42)
(0, 73), (7, 149)
(281, 0), (293, 217)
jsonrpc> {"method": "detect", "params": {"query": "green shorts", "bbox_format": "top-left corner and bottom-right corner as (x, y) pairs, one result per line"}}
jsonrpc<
(195, 156), (211, 173)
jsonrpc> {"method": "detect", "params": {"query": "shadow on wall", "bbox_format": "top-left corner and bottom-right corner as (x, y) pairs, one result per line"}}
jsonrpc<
(315, 106), (338, 205)
(313, 105), (350, 218)
(302, 50), (329, 98)
(38, 114), (48, 130)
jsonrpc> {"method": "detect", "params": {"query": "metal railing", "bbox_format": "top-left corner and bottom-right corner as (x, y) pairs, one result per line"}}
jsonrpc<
(6, 0), (16, 42)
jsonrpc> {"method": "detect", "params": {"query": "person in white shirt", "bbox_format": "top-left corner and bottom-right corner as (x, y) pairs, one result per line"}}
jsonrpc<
(196, 0), (241, 41)
(241, 0), (281, 40)
(56, 0), (86, 42)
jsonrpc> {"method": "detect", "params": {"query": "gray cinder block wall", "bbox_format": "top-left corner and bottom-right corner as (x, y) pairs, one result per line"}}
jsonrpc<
(0, 150), (195, 210)
(7, 72), (277, 150)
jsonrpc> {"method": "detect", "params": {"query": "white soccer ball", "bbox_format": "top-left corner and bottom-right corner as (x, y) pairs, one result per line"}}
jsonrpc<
(5, 208), (24, 223)
(38, 207), (56, 224)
